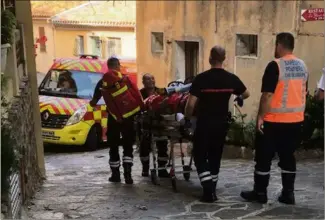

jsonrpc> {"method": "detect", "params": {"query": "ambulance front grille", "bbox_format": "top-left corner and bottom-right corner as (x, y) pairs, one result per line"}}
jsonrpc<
(41, 114), (71, 129)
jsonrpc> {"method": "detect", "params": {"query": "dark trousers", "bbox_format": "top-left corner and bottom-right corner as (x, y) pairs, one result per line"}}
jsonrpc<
(139, 135), (168, 168)
(254, 121), (302, 193)
(193, 119), (229, 189)
(107, 114), (136, 169)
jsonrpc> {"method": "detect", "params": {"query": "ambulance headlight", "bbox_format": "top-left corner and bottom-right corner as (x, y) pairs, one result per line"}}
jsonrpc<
(66, 105), (88, 126)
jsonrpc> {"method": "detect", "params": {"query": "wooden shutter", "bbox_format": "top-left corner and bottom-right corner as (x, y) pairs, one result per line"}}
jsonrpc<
(79, 36), (84, 54)
(38, 27), (46, 52)
(107, 37), (121, 58)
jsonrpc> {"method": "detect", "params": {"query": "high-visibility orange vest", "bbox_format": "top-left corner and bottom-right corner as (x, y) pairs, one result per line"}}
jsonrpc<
(264, 54), (308, 123)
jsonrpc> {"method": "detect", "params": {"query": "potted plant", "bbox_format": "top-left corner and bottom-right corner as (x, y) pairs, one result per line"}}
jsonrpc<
(1, 9), (17, 72)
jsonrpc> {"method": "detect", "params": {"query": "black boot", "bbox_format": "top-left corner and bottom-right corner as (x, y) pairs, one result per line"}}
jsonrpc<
(212, 181), (217, 198)
(240, 172), (269, 204)
(158, 159), (169, 178)
(278, 172), (296, 205)
(200, 181), (217, 203)
(141, 162), (149, 177)
(123, 164), (134, 184)
(109, 167), (121, 183)
(158, 168), (169, 178)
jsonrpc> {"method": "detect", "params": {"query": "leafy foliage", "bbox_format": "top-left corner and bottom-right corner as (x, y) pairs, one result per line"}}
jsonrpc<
(1, 9), (17, 45)
(1, 74), (19, 194)
(301, 93), (324, 150)
(226, 113), (256, 149)
(227, 94), (324, 150)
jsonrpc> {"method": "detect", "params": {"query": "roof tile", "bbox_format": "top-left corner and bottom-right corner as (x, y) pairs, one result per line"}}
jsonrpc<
(31, 1), (87, 18)
(51, 1), (135, 27)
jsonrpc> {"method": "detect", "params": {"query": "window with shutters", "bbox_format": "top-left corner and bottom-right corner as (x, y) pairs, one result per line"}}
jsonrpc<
(106, 37), (122, 58)
(74, 35), (84, 56)
(90, 36), (102, 57)
(39, 27), (46, 52)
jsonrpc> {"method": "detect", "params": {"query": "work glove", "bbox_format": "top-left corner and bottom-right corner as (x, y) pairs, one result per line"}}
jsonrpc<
(234, 96), (244, 107)
(89, 99), (97, 107)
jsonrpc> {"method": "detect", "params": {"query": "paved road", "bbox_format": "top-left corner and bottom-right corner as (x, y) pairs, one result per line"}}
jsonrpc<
(26, 148), (324, 219)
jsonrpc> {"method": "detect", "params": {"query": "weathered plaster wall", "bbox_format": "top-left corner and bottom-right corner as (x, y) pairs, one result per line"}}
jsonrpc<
(136, 0), (324, 117)
(16, 0), (45, 177)
(33, 19), (56, 74)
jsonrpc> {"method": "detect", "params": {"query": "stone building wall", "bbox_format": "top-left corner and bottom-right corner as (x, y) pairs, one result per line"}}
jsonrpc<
(8, 76), (43, 202)
(136, 0), (324, 118)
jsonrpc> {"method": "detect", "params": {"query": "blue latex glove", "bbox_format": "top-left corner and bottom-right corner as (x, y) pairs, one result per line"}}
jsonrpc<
(234, 96), (244, 107)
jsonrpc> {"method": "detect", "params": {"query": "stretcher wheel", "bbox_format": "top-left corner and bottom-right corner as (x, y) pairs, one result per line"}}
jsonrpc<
(183, 165), (191, 181)
(171, 178), (177, 192)
(150, 170), (158, 185)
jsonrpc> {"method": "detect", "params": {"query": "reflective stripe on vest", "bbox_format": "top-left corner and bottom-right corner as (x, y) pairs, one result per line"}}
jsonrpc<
(109, 106), (140, 120)
(123, 106), (140, 118)
(264, 55), (308, 123)
(112, 85), (128, 97)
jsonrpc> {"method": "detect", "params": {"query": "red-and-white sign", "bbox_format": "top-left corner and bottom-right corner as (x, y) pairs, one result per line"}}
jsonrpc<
(301, 8), (324, 22)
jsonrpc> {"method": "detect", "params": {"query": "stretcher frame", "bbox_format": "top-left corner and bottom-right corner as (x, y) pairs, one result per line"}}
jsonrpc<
(135, 112), (196, 192)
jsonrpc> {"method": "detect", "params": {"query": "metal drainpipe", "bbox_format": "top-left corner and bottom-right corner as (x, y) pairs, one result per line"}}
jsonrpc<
(294, 0), (302, 36)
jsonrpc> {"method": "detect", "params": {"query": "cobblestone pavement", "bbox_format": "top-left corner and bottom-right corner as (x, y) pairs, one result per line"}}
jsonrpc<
(26, 148), (324, 219)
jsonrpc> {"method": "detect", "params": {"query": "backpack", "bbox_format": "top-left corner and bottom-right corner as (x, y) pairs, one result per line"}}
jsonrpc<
(101, 70), (143, 122)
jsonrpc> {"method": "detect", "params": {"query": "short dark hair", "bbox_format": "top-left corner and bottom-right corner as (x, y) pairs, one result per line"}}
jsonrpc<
(107, 57), (120, 69)
(276, 32), (294, 50)
(209, 46), (226, 65)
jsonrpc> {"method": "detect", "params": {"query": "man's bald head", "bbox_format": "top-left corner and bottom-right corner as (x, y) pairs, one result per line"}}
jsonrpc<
(209, 46), (226, 66)
(142, 73), (153, 80)
(142, 73), (155, 89)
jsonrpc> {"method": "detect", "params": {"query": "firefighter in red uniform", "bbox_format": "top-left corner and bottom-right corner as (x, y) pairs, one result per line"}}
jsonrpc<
(139, 73), (169, 177)
(90, 57), (142, 184)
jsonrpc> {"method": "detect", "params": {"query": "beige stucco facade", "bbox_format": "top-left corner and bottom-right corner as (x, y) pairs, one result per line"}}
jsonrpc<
(54, 27), (136, 58)
(33, 19), (55, 73)
(15, 1), (45, 176)
(33, 23), (136, 74)
(136, 1), (324, 118)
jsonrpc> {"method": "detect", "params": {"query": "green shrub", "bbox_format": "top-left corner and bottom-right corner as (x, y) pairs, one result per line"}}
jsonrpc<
(227, 93), (324, 150)
(301, 93), (324, 150)
(1, 75), (19, 194)
(1, 9), (17, 45)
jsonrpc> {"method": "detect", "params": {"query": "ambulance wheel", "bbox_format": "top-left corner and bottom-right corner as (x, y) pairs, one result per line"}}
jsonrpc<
(150, 170), (158, 185)
(183, 165), (191, 181)
(85, 126), (101, 151)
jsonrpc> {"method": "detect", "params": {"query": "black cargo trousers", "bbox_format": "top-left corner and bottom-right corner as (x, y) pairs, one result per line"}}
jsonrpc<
(107, 114), (136, 170)
(192, 118), (229, 192)
(139, 135), (169, 169)
(253, 121), (302, 193)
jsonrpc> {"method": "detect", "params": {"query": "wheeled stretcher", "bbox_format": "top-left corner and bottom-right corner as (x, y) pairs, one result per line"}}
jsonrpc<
(134, 111), (196, 192)
(134, 81), (196, 191)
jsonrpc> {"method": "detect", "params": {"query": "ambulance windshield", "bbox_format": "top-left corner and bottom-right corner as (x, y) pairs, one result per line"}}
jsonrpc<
(39, 70), (103, 99)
